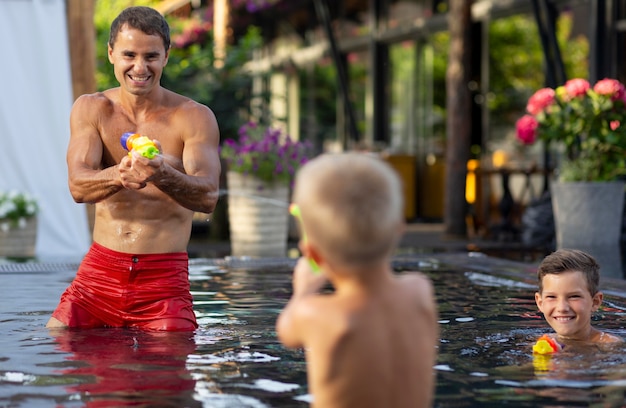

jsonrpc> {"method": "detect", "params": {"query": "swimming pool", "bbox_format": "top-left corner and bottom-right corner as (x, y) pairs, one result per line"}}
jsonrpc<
(2, 253), (626, 407)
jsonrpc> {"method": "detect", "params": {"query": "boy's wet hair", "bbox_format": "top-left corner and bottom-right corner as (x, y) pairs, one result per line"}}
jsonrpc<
(537, 249), (600, 295)
(109, 6), (171, 50)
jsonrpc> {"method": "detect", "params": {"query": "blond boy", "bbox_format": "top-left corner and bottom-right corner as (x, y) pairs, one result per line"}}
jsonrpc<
(535, 249), (623, 344)
(276, 152), (439, 408)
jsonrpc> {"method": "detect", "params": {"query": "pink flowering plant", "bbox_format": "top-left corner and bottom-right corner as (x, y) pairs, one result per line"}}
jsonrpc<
(516, 78), (626, 181)
(220, 122), (313, 185)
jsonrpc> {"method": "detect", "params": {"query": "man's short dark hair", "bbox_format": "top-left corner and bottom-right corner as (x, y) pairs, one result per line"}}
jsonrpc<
(109, 6), (170, 51)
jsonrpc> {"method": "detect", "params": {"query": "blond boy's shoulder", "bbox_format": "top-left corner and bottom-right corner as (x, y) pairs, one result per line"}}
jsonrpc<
(396, 271), (435, 295)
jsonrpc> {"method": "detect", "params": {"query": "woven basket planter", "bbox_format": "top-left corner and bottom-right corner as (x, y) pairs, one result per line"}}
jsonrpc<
(226, 172), (290, 257)
(0, 217), (37, 257)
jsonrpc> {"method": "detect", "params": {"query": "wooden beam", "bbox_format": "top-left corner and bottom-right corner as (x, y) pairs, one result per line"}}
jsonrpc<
(66, 0), (96, 100)
(66, 0), (97, 235)
(155, 0), (193, 15)
(214, 0), (230, 68)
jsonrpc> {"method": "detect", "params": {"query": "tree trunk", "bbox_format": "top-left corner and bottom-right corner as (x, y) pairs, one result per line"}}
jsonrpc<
(66, 0), (96, 100)
(444, 0), (473, 238)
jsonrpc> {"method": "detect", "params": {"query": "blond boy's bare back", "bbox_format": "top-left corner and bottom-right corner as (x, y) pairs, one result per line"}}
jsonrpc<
(278, 260), (439, 408)
(278, 152), (439, 407)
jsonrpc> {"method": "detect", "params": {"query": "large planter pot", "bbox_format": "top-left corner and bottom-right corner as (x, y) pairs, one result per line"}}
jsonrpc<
(226, 171), (290, 257)
(551, 181), (625, 278)
(0, 217), (37, 257)
(551, 181), (625, 248)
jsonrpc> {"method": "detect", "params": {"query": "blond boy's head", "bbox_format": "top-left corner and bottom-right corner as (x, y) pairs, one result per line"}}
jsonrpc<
(293, 152), (404, 268)
(537, 249), (600, 296)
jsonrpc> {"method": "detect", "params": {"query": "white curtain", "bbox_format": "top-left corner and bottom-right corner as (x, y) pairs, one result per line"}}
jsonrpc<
(0, 0), (90, 260)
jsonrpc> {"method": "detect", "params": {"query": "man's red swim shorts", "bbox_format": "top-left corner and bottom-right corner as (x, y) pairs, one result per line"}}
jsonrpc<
(51, 242), (198, 331)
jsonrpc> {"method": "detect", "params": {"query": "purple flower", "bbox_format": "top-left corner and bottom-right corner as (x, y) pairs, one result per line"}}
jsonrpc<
(221, 121), (313, 184)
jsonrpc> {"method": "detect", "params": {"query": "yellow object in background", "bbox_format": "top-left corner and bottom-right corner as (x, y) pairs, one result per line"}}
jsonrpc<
(492, 149), (508, 169)
(465, 159), (479, 204)
(383, 154), (417, 220)
(421, 154), (445, 220)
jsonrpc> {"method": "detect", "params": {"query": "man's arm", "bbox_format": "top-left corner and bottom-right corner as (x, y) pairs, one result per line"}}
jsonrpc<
(66, 94), (124, 204)
(148, 102), (221, 214)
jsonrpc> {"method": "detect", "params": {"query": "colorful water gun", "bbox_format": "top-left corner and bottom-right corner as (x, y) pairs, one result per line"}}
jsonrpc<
(289, 203), (320, 274)
(120, 132), (160, 159)
(532, 334), (561, 354)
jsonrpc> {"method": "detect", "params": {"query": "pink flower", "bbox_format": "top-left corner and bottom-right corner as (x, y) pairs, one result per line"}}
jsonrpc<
(563, 78), (590, 100)
(611, 120), (621, 131)
(516, 115), (539, 145)
(526, 88), (555, 116)
(516, 77), (626, 182)
(594, 78), (626, 101)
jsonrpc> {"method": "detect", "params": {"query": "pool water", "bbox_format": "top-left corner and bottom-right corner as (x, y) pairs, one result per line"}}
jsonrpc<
(2, 253), (626, 407)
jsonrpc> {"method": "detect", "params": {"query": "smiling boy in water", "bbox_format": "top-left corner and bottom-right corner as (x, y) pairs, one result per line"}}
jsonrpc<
(276, 152), (439, 408)
(535, 249), (623, 346)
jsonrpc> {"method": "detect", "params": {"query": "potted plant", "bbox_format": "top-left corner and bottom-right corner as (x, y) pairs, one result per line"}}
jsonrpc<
(516, 77), (626, 182)
(516, 78), (626, 258)
(220, 122), (313, 257)
(0, 190), (39, 257)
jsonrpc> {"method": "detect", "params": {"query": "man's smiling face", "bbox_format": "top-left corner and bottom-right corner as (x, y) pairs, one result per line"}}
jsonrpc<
(108, 24), (169, 96)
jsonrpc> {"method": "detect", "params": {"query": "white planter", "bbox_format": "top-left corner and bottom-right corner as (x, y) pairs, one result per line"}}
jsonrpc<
(551, 181), (625, 278)
(226, 171), (290, 257)
(0, 217), (37, 257)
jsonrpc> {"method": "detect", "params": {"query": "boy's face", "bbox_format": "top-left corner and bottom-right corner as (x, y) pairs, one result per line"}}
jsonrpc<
(535, 270), (603, 341)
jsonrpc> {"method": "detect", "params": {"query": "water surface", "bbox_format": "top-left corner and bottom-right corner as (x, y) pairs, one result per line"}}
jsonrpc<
(2, 254), (626, 407)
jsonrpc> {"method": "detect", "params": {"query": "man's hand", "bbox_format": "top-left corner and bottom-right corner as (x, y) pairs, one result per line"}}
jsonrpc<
(118, 151), (163, 190)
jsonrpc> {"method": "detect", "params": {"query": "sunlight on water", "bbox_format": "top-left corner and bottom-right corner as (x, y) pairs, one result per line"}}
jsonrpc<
(2, 254), (626, 407)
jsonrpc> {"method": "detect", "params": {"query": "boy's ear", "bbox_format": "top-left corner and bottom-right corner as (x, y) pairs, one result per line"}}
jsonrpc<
(591, 291), (603, 311)
(535, 292), (543, 310)
(299, 240), (322, 267)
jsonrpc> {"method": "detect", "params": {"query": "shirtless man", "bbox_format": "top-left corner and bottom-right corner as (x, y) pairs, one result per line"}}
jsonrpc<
(277, 153), (439, 407)
(46, 6), (220, 331)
